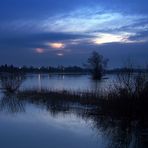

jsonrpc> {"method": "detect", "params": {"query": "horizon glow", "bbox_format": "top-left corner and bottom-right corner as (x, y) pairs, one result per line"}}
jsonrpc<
(49, 42), (65, 49)
(0, 0), (148, 67)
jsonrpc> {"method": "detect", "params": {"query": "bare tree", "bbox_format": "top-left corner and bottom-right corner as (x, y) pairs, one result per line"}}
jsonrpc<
(114, 62), (148, 98)
(0, 72), (25, 93)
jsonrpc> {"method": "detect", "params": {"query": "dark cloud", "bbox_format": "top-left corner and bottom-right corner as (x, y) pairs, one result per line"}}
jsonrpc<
(64, 41), (148, 67)
(0, 38), (148, 67)
(0, 0), (148, 21)
(0, 0), (98, 21)
(129, 31), (148, 41)
(0, 0), (148, 67)
(0, 32), (92, 50)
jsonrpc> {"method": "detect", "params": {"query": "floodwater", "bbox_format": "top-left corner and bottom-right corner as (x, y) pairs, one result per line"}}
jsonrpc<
(21, 74), (115, 91)
(0, 74), (147, 148)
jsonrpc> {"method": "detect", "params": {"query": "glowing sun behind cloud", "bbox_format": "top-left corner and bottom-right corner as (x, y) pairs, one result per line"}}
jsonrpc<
(49, 42), (65, 49)
(93, 33), (132, 44)
(35, 48), (44, 53)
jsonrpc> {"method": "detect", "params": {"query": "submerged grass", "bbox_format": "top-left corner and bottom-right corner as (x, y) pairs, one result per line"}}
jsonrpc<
(17, 88), (101, 106)
(17, 70), (148, 119)
(17, 79), (148, 120)
(1, 70), (148, 119)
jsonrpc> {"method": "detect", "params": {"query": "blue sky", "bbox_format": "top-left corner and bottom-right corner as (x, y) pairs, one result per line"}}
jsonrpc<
(0, 0), (148, 67)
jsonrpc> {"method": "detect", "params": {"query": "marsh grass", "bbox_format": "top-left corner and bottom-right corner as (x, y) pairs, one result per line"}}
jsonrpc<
(1, 67), (148, 119)
(17, 88), (101, 106)
(0, 72), (25, 93)
(17, 71), (148, 119)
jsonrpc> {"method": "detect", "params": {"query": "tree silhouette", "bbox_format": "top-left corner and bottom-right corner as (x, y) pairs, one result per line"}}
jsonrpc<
(88, 51), (108, 80)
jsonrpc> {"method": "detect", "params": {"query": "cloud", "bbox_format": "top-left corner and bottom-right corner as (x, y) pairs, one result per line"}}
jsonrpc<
(0, 0), (148, 67)
(42, 8), (147, 34)
(0, 32), (92, 48)
(92, 33), (133, 44)
(49, 43), (65, 49)
(35, 48), (45, 54)
(63, 41), (148, 67)
(0, 31), (92, 61)
(128, 31), (148, 42)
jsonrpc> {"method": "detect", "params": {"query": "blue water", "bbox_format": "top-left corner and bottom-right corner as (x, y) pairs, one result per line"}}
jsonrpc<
(0, 96), (106, 148)
(0, 74), (144, 148)
(21, 74), (115, 91)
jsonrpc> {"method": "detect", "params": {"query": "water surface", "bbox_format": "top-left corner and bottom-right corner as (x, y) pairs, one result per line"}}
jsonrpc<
(21, 74), (115, 91)
(0, 93), (107, 148)
(0, 74), (147, 148)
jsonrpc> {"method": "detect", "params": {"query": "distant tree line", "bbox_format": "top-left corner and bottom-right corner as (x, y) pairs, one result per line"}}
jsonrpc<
(0, 52), (147, 79)
(0, 64), (147, 75)
(0, 64), (89, 74)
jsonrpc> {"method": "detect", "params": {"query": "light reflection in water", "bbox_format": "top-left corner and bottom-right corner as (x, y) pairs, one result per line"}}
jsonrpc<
(0, 92), (147, 148)
(0, 92), (106, 148)
(38, 74), (41, 91)
(21, 74), (115, 91)
(0, 74), (148, 148)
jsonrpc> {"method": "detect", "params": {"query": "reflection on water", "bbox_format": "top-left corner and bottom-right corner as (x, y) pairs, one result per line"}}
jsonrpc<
(38, 74), (41, 91)
(0, 92), (148, 148)
(21, 74), (114, 91)
(0, 93), (25, 113)
(0, 92), (105, 148)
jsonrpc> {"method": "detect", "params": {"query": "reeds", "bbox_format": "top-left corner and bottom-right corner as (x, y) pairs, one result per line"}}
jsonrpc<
(17, 88), (101, 106)
(1, 68), (148, 119)
(0, 72), (25, 93)
(17, 70), (148, 119)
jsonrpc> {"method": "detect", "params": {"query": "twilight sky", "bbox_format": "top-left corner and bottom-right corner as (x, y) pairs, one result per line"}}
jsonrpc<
(0, 0), (148, 68)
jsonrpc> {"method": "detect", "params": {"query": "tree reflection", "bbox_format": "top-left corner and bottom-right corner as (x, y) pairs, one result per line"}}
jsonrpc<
(0, 92), (25, 113)
(84, 112), (148, 148)
(0, 91), (147, 148)
(21, 95), (148, 147)
(90, 79), (102, 92)
(30, 97), (148, 148)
